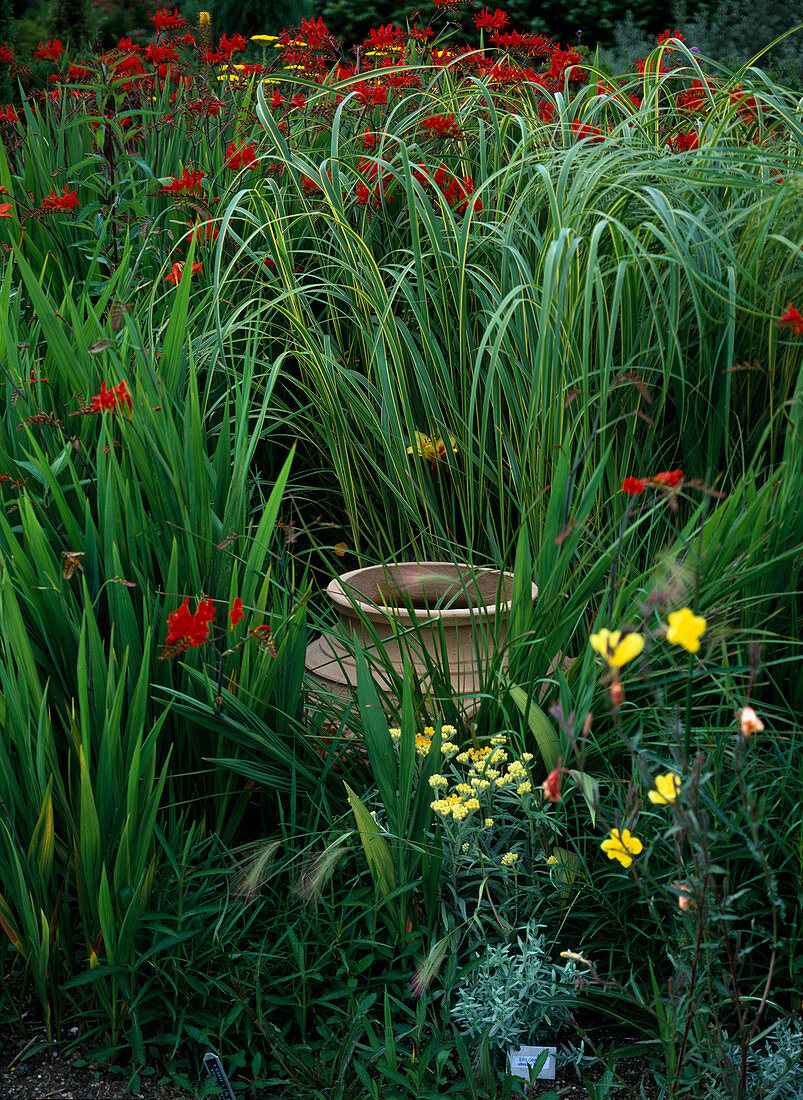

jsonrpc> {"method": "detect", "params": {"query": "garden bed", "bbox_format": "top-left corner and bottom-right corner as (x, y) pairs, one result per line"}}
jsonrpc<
(0, 3), (801, 1097)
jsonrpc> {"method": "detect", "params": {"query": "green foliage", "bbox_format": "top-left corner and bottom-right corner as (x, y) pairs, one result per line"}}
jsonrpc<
(451, 922), (580, 1051)
(47, 0), (94, 47)
(211, 0), (313, 36)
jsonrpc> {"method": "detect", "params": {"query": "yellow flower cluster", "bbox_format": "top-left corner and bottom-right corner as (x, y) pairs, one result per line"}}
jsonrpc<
(501, 851), (519, 866)
(389, 724), (459, 758)
(431, 793), (481, 821)
(456, 744), (509, 768)
(429, 733), (536, 823)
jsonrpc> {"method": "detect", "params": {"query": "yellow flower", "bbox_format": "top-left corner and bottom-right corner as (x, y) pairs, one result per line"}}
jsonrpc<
(501, 851), (519, 866)
(407, 431), (458, 469)
(428, 774), (448, 789)
(517, 781), (533, 795)
(648, 772), (680, 805)
(666, 608), (707, 653)
(546, 854), (559, 865)
(590, 628), (644, 668)
(600, 828), (643, 868)
(251, 34), (280, 41)
(484, 818), (494, 828)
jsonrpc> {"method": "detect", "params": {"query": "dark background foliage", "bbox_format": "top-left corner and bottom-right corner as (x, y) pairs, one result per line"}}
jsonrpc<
(2, 0), (801, 76)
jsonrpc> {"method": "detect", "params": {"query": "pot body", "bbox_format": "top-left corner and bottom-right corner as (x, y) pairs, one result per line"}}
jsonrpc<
(305, 562), (538, 714)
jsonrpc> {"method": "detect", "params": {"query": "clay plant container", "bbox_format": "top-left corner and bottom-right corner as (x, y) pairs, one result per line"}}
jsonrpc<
(305, 561), (538, 715)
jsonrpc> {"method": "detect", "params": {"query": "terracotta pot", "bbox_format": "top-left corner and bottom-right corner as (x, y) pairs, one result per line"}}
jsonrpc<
(305, 562), (538, 715)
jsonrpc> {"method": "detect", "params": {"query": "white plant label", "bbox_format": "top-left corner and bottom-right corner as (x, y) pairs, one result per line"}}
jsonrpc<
(507, 1044), (557, 1080)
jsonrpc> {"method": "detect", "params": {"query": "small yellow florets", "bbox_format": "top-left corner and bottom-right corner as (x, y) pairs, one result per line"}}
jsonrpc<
(517, 782), (533, 795)
(501, 851), (519, 866)
(428, 774), (448, 789)
(430, 793), (480, 820)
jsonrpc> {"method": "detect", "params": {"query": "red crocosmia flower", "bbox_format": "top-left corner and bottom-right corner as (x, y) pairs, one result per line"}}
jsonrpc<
(0, 202), (12, 218)
(288, 93), (307, 110)
(352, 81), (387, 108)
(651, 469), (683, 487)
(657, 29), (684, 44)
(301, 175), (324, 196)
(229, 597), (244, 628)
(225, 141), (258, 171)
(89, 379), (132, 414)
(42, 185), (80, 212)
(361, 129), (376, 149)
(218, 33), (247, 58)
(151, 7), (188, 32)
(364, 23), (404, 50)
(419, 113), (463, 139)
(671, 130), (699, 152)
(676, 79), (710, 112)
(145, 43), (180, 65)
(164, 597), (216, 651)
(777, 303), (803, 334)
(165, 261), (203, 284)
(90, 381), (117, 412)
(551, 48), (585, 83)
(543, 768), (563, 803)
(159, 167), (205, 195)
(475, 7), (510, 31)
(34, 39), (65, 62)
(0, 43), (15, 63)
(571, 119), (604, 143)
(185, 222), (219, 245)
(622, 477), (647, 496)
(0, 105), (18, 124)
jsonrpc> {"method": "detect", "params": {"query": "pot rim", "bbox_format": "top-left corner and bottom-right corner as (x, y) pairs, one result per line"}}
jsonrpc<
(326, 561), (538, 625)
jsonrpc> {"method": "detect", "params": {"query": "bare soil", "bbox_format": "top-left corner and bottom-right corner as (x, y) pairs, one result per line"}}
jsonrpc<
(1, 1012), (660, 1098)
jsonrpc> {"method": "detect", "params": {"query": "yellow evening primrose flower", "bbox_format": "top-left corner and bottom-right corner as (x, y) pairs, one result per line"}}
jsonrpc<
(666, 608), (707, 653)
(590, 628), (644, 668)
(407, 431), (458, 469)
(600, 828), (643, 868)
(648, 772), (681, 805)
